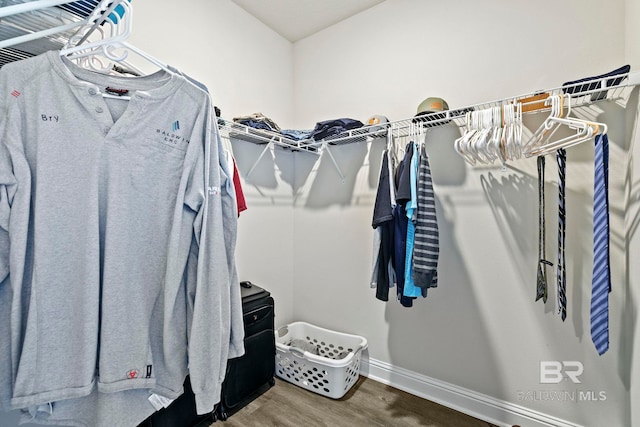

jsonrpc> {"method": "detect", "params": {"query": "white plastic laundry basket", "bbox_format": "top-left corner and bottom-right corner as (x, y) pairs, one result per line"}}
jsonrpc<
(274, 321), (368, 399)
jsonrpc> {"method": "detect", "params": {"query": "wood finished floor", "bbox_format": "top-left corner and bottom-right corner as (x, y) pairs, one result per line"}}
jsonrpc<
(215, 376), (499, 427)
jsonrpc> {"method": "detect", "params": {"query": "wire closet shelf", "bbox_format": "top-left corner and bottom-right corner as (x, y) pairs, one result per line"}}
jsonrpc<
(0, 0), (107, 67)
(219, 70), (640, 154)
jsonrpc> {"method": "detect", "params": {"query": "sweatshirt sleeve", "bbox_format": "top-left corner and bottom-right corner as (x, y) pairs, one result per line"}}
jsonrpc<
(217, 138), (245, 360)
(185, 106), (233, 415)
(0, 142), (15, 410)
(0, 128), (17, 284)
(0, 79), (14, 283)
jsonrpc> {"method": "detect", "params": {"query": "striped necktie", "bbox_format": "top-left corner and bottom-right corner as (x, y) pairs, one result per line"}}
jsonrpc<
(557, 149), (567, 321)
(536, 156), (552, 303)
(591, 134), (611, 355)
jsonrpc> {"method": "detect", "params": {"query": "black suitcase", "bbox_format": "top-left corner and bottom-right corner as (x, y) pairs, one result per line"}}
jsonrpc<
(139, 281), (275, 426)
(214, 281), (276, 421)
(139, 376), (211, 427)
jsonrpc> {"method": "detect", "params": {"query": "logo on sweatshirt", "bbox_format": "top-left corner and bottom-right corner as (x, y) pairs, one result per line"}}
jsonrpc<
(10, 90), (20, 98)
(155, 121), (190, 149)
(126, 369), (139, 379)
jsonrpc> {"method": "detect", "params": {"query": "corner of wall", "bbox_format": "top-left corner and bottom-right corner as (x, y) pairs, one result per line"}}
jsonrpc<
(624, 2), (640, 424)
(625, 95), (640, 427)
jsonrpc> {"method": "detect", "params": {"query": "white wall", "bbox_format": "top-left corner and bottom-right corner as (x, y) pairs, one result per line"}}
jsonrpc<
(131, 0), (294, 122)
(291, 0), (624, 128)
(129, 0), (298, 326)
(624, 95), (640, 427)
(625, 0), (640, 426)
(626, 0), (640, 70)
(291, 1), (632, 426)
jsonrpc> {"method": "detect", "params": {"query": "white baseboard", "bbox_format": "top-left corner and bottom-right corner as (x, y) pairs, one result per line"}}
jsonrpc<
(360, 356), (584, 427)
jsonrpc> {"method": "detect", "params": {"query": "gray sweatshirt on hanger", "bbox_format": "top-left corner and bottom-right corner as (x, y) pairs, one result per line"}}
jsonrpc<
(0, 51), (244, 425)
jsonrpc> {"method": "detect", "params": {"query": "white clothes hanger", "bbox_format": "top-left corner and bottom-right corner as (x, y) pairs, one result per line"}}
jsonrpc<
(506, 102), (523, 160)
(59, 0), (173, 79)
(454, 102), (523, 165)
(386, 123), (395, 152)
(524, 94), (569, 153)
(526, 118), (606, 157)
(60, 1), (129, 66)
(454, 111), (478, 165)
(524, 94), (607, 157)
(469, 109), (490, 162)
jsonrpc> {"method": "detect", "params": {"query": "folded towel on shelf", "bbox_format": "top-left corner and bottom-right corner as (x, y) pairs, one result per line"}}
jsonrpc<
(280, 129), (314, 141)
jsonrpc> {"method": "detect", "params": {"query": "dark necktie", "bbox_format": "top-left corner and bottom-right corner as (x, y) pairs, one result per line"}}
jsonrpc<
(591, 134), (611, 355)
(557, 149), (567, 321)
(536, 156), (552, 303)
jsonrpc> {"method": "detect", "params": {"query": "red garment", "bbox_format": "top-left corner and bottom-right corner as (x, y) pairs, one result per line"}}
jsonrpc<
(232, 158), (247, 216)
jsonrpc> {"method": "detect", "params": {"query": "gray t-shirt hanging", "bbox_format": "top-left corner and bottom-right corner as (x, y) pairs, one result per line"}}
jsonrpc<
(0, 51), (244, 425)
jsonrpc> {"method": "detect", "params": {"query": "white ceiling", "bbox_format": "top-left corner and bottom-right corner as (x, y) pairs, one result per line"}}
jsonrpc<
(231, 0), (385, 42)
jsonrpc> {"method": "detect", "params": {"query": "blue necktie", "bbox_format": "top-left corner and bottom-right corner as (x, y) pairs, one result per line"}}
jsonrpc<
(557, 149), (567, 321)
(591, 134), (611, 355)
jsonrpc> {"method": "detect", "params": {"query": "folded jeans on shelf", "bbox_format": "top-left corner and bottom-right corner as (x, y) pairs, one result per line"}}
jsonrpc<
(236, 119), (276, 132)
(310, 118), (364, 141)
(233, 112), (282, 132)
(280, 129), (313, 141)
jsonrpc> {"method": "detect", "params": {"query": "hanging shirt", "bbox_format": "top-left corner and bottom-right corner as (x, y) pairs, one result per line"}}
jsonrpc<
(393, 203), (412, 307)
(371, 148), (397, 289)
(395, 142), (413, 205)
(393, 143), (415, 307)
(403, 142), (423, 298)
(370, 227), (382, 289)
(372, 150), (395, 301)
(0, 51), (244, 423)
(232, 157), (247, 216)
(226, 150), (247, 217)
(412, 144), (439, 291)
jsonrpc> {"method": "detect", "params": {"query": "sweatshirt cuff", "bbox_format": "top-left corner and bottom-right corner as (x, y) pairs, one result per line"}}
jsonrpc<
(228, 339), (246, 359)
(194, 386), (222, 415)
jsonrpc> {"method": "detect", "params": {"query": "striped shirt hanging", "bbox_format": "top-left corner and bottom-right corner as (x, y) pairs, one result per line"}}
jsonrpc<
(412, 144), (439, 291)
